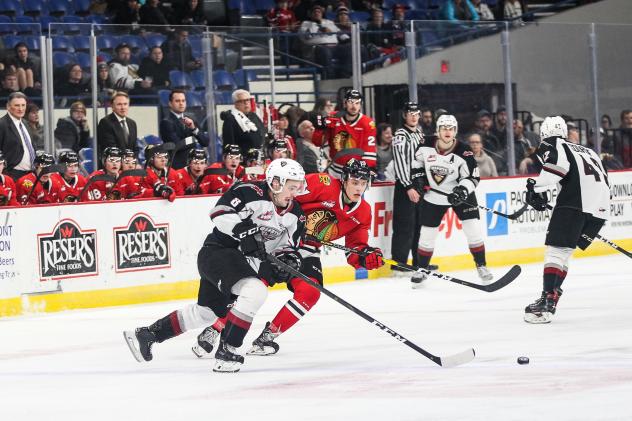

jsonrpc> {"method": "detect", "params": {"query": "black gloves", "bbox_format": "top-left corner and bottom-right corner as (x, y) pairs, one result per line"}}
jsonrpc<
(233, 219), (266, 260)
(154, 184), (175, 202)
(410, 171), (428, 194)
(271, 250), (303, 283)
(447, 185), (469, 206)
(525, 178), (549, 211)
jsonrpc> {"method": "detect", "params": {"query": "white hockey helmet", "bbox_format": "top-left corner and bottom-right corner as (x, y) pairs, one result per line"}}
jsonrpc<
(265, 158), (306, 194)
(436, 114), (458, 134)
(540, 116), (567, 140)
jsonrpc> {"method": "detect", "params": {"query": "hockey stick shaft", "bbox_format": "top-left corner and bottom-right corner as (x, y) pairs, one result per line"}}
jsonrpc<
(307, 236), (520, 292)
(429, 187), (528, 220)
(266, 253), (474, 367)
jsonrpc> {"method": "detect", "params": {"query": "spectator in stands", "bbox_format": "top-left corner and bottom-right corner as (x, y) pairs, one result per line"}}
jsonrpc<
(54, 101), (91, 152)
(376, 123), (393, 181)
(0, 70), (20, 106)
(440, 0), (480, 22)
(96, 91), (138, 165)
(266, 0), (298, 32)
(335, 6), (353, 33)
(0, 92), (37, 180)
(162, 29), (202, 71)
(468, 132), (497, 177)
(97, 60), (115, 101)
(567, 124), (581, 144)
(295, 119), (322, 174)
(307, 97), (334, 122)
(298, 4), (351, 79)
(159, 89), (210, 169)
(420, 107), (434, 138)
(271, 114), (297, 159)
(493, 105), (508, 146)
(7, 43), (41, 95)
(109, 43), (154, 101)
(474, 109), (501, 152)
(140, 0), (172, 26)
(113, 0), (141, 25)
(221, 89), (265, 152)
(611, 109), (632, 167)
(513, 118), (538, 170)
(24, 103), (44, 151)
(364, 8), (402, 67)
(500, 0), (527, 23)
(138, 47), (171, 89)
(173, 0), (207, 25)
(284, 105), (307, 140)
(472, 0), (495, 20)
(601, 114), (612, 132)
(57, 64), (91, 101)
(383, 4), (407, 48)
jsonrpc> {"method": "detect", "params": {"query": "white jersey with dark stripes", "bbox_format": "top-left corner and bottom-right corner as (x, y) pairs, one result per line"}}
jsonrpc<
(533, 137), (610, 219)
(392, 125), (425, 189)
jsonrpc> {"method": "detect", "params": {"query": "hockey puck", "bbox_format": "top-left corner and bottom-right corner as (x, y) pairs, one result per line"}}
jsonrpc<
(517, 356), (530, 365)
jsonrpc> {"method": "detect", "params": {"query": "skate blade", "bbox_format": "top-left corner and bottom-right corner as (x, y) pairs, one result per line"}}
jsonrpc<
(247, 345), (278, 356)
(123, 330), (144, 362)
(192, 345), (214, 359)
(213, 360), (242, 373)
(524, 312), (553, 324)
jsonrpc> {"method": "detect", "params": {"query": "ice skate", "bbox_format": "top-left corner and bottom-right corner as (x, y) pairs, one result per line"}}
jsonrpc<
(476, 265), (493, 284)
(247, 322), (280, 356)
(524, 289), (562, 324)
(213, 340), (244, 373)
(192, 326), (221, 359)
(411, 272), (428, 289)
(391, 266), (411, 278)
(123, 327), (156, 362)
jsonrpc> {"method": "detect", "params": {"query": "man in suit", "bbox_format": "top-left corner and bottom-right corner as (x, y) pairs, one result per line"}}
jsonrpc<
(0, 92), (37, 180)
(221, 89), (265, 153)
(97, 91), (138, 168)
(159, 89), (209, 169)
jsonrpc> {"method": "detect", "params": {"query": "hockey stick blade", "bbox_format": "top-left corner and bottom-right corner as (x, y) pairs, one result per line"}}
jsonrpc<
(429, 187), (528, 221)
(267, 253), (475, 367)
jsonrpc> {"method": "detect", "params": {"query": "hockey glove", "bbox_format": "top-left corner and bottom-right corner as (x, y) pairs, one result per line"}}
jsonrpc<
(233, 219), (267, 260)
(154, 184), (176, 202)
(348, 246), (384, 270)
(271, 250), (303, 283)
(447, 185), (469, 206)
(411, 171), (428, 195)
(525, 178), (548, 211)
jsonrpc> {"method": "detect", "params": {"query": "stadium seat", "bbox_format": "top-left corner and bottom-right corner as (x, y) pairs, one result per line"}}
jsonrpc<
(73, 0), (91, 16)
(254, 0), (275, 12)
(15, 16), (35, 24)
(23, 0), (44, 17)
(158, 90), (170, 106)
(169, 70), (194, 89)
(213, 70), (237, 91)
(78, 148), (93, 162)
(76, 52), (91, 69)
(40, 16), (60, 33)
(214, 91), (233, 105)
(62, 16), (83, 24)
(48, 0), (71, 17)
(25, 36), (41, 51)
(191, 69), (206, 90)
(349, 11), (370, 22)
(0, 15), (10, 26)
(73, 35), (90, 52)
(121, 34), (148, 55)
(97, 35), (117, 53)
(2, 35), (22, 49)
(53, 51), (75, 68)
(233, 69), (258, 88)
(144, 33), (166, 49)
(80, 159), (94, 175)
(0, 0), (21, 17)
(188, 36), (202, 59)
(52, 36), (74, 52)
(186, 91), (204, 108)
(143, 135), (162, 146)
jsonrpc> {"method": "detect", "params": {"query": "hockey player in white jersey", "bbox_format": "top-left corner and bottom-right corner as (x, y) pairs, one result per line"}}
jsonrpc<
(411, 114), (493, 288)
(123, 159), (306, 372)
(524, 116), (610, 323)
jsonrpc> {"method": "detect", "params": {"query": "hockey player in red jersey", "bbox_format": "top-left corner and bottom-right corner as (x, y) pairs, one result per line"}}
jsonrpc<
(17, 151), (61, 205)
(82, 147), (123, 201)
(116, 149), (146, 199)
(199, 144), (245, 194)
(312, 89), (377, 178)
(175, 149), (208, 195)
(0, 152), (19, 207)
(242, 148), (266, 182)
(192, 158), (384, 357)
(140, 144), (183, 201)
(53, 151), (87, 202)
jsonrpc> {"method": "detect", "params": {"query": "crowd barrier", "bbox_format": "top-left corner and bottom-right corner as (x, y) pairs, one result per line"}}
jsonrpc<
(1, 171), (631, 317)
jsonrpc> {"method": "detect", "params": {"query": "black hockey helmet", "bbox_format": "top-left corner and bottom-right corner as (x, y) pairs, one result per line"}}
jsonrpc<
(34, 150), (55, 167)
(403, 101), (420, 115)
(223, 143), (242, 157)
(245, 148), (264, 166)
(59, 151), (79, 165)
(187, 148), (207, 164)
(344, 89), (363, 102)
(123, 148), (135, 159)
(342, 158), (372, 182)
(102, 147), (122, 164)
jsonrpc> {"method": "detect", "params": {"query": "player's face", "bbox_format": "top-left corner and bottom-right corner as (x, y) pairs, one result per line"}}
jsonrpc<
(189, 159), (206, 175)
(273, 179), (304, 208)
(345, 99), (361, 117)
(404, 111), (420, 127)
(122, 157), (137, 171)
(104, 157), (121, 175)
(224, 154), (241, 171)
(64, 163), (79, 177)
(438, 126), (456, 143)
(344, 177), (368, 201)
(272, 149), (288, 159)
(0, 161), (5, 173)
(152, 153), (168, 170)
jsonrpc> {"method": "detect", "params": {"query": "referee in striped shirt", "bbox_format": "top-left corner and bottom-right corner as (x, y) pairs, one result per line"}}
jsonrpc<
(390, 102), (432, 275)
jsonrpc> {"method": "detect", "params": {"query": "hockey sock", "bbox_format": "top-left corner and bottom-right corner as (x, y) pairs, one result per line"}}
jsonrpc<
(416, 248), (433, 269)
(554, 267), (569, 290)
(417, 226), (438, 268)
(270, 277), (321, 333)
(149, 312), (183, 343)
(469, 243), (486, 267)
(222, 308), (254, 348)
(223, 277), (268, 347)
(462, 220), (486, 266)
(212, 316), (226, 332)
(543, 246), (573, 292)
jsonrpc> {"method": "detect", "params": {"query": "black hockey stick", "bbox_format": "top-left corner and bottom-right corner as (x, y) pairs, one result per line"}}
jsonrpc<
(307, 236), (521, 293)
(80, 174), (116, 200)
(266, 253), (476, 367)
(429, 187), (530, 221)
(22, 164), (66, 205)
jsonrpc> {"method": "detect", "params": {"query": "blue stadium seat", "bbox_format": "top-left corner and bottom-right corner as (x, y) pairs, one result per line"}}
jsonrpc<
(73, 0), (91, 16)
(97, 35), (117, 53)
(73, 35), (90, 52)
(83, 15), (107, 24)
(80, 159), (93, 175)
(0, 0), (22, 17)
(191, 69), (205, 90)
(158, 89), (170, 106)
(349, 11), (370, 22)
(233, 69), (257, 88)
(169, 70), (194, 89)
(188, 36), (202, 58)
(228, 0), (255, 14)
(213, 70), (237, 91)
(78, 147), (93, 162)
(186, 91), (204, 108)
(143, 135), (162, 146)
(0, 15), (10, 26)
(48, 0), (72, 17)
(62, 16), (83, 24)
(214, 91), (233, 105)
(53, 51), (75, 68)
(97, 52), (111, 63)
(15, 16), (35, 24)
(23, 0), (44, 16)
(52, 36), (74, 52)
(76, 52), (91, 69)
(40, 16), (60, 33)
(2, 35), (22, 49)
(254, 0), (275, 12)
(121, 34), (148, 55)
(25, 36), (41, 51)
(144, 33), (166, 49)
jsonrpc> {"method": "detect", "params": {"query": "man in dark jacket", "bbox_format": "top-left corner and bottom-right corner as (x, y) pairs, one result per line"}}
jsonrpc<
(159, 89), (209, 169)
(54, 101), (91, 152)
(221, 89), (264, 153)
(96, 91), (138, 167)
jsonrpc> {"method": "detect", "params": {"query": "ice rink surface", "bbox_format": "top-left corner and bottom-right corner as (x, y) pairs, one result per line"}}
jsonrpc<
(1, 254), (631, 421)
